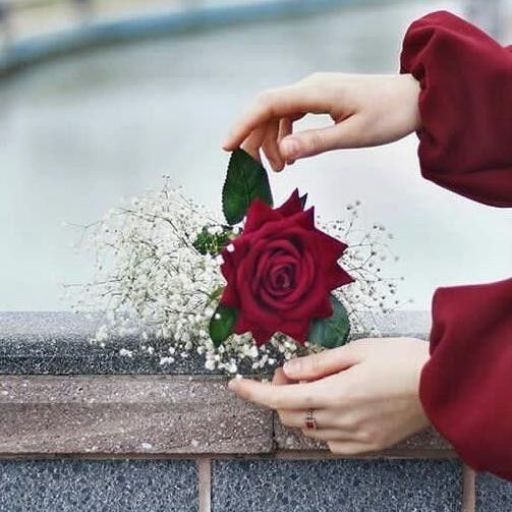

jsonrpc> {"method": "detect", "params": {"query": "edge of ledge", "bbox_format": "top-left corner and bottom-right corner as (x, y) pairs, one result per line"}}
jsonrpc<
(0, 374), (451, 459)
(0, 311), (431, 375)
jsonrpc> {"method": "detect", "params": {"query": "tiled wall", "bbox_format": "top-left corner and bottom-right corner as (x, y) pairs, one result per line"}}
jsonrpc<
(212, 459), (462, 512)
(477, 473), (512, 512)
(0, 460), (198, 512)
(0, 312), (510, 512)
(1, 458), (509, 512)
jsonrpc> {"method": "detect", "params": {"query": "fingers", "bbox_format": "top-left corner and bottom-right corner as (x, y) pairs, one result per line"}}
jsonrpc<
(326, 440), (376, 456)
(278, 117), (293, 143)
(238, 118), (291, 172)
(239, 123), (267, 162)
(300, 428), (356, 442)
(227, 376), (330, 410)
(239, 116), (299, 172)
(277, 408), (357, 432)
(278, 115), (364, 161)
(272, 366), (294, 386)
(283, 343), (361, 381)
(223, 84), (323, 151)
(278, 116), (302, 165)
(262, 120), (284, 172)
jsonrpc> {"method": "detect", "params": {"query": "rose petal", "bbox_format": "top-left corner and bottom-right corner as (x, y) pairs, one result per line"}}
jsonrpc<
(235, 312), (274, 345)
(252, 238), (302, 294)
(278, 319), (311, 343)
(244, 199), (278, 233)
(268, 263), (295, 292)
(219, 282), (240, 309)
(220, 190), (353, 346)
(276, 251), (315, 306)
(275, 189), (304, 217)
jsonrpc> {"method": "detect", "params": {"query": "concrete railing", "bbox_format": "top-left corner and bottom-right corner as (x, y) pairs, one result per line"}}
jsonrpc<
(0, 311), (509, 511)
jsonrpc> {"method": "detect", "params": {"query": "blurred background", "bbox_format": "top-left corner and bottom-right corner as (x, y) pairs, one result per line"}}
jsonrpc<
(0, 0), (511, 311)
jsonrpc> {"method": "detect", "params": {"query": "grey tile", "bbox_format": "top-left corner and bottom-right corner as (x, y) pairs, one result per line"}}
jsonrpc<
(0, 311), (429, 375)
(0, 459), (197, 512)
(476, 472), (512, 511)
(212, 459), (462, 512)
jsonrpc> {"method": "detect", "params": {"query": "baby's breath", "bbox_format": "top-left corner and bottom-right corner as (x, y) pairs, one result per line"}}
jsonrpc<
(66, 181), (404, 374)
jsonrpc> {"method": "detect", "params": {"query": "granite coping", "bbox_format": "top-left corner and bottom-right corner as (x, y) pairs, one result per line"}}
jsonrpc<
(0, 374), (452, 458)
(0, 311), (431, 375)
(0, 311), (450, 459)
(0, 375), (274, 456)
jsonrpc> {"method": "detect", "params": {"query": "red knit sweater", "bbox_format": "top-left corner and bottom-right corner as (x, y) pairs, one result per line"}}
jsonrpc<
(401, 11), (512, 481)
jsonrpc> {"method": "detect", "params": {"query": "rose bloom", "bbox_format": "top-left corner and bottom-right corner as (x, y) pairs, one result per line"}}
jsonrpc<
(219, 190), (353, 345)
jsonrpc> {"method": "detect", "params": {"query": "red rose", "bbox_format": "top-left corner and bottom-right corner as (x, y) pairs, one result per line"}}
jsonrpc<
(219, 189), (353, 345)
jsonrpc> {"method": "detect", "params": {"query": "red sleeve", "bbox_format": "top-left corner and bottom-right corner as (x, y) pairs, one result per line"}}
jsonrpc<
(400, 10), (512, 207)
(421, 279), (512, 480)
(401, 11), (512, 481)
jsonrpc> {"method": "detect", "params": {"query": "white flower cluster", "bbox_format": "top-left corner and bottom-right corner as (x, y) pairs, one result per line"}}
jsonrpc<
(67, 180), (404, 375)
(319, 201), (407, 337)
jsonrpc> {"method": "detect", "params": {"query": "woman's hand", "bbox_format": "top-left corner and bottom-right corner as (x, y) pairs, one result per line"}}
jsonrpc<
(228, 338), (431, 455)
(223, 73), (421, 172)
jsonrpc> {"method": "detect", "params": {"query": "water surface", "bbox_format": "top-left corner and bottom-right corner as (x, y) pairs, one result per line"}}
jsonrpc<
(0, 0), (510, 311)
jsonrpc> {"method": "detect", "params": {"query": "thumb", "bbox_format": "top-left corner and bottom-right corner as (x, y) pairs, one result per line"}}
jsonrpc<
(272, 366), (294, 386)
(279, 116), (363, 161)
(283, 344), (360, 380)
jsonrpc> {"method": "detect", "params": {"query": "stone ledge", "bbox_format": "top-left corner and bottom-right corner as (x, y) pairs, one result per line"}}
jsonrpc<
(0, 311), (431, 375)
(0, 375), (454, 459)
(0, 375), (273, 455)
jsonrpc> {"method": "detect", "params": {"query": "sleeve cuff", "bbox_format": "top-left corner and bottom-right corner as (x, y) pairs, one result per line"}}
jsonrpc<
(400, 10), (512, 207)
(420, 278), (512, 480)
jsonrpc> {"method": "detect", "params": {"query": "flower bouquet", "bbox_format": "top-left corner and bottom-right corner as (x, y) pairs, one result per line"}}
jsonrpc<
(70, 150), (403, 374)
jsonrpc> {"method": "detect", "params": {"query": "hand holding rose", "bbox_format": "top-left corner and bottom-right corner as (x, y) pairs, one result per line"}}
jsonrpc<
(228, 338), (431, 454)
(223, 71), (429, 456)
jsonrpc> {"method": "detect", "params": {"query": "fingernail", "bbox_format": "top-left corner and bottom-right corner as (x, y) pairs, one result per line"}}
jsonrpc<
(268, 158), (278, 171)
(270, 160), (285, 173)
(282, 138), (299, 159)
(228, 378), (240, 390)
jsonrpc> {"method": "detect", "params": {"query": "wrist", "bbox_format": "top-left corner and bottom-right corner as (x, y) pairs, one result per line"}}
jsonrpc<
(403, 73), (422, 131)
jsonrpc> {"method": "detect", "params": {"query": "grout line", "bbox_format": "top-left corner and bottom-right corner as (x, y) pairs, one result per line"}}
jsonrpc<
(198, 458), (212, 512)
(462, 465), (477, 512)
(0, 449), (456, 461)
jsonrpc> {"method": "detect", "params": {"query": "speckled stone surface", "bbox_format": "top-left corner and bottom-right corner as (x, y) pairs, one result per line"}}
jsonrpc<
(0, 375), (273, 455)
(0, 310), (452, 458)
(0, 312), (219, 375)
(0, 459), (197, 512)
(0, 373), (455, 457)
(212, 459), (462, 512)
(476, 473), (512, 511)
(0, 311), (431, 375)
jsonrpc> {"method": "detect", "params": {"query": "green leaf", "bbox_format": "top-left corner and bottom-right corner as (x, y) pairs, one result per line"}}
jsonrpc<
(192, 225), (235, 256)
(208, 286), (224, 303)
(308, 295), (350, 348)
(222, 148), (273, 225)
(209, 303), (238, 347)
